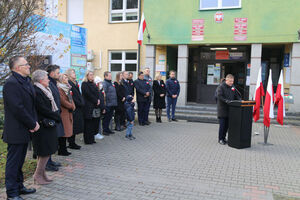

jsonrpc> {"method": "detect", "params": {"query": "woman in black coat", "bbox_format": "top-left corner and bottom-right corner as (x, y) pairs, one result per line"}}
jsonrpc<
(66, 69), (84, 149)
(81, 71), (104, 144)
(153, 74), (166, 123)
(114, 72), (127, 131)
(32, 70), (61, 185)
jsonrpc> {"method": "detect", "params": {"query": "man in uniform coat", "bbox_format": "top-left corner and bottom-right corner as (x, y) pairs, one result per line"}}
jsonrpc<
(143, 68), (153, 124)
(3, 56), (39, 200)
(166, 70), (180, 122)
(134, 72), (151, 126)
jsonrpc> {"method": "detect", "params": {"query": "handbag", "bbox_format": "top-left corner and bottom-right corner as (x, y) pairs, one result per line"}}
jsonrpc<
(41, 119), (56, 128)
(92, 108), (101, 118)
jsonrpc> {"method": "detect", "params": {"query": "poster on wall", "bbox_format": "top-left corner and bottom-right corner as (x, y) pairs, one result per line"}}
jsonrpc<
(192, 19), (205, 41)
(35, 17), (87, 82)
(234, 18), (248, 41)
(207, 64), (220, 85)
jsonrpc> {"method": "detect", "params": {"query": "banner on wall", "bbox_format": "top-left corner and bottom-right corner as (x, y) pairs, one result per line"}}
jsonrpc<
(234, 18), (248, 41)
(35, 17), (87, 82)
(192, 19), (205, 41)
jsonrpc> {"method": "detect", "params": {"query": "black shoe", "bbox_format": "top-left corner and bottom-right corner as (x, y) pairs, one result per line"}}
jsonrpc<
(19, 187), (36, 195)
(92, 140), (96, 144)
(147, 121), (151, 124)
(168, 118), (172, 122)
(45, 164), (59, 172)
(108, 130), (115, 134)
(223, 139), (228, 144)
(58, 150), (71, 156)
(102, 132), (110, 136)
(7, 196), (24, 200)
(50, 160), (62, 167)
(68, 143), (81, 150)
(130, 135), (136, 140)
(139, 123), (144, 126)
(125, 135), (132, 140)
(156, 117), (159, 122)
(144, 121), (150, 125)
(172, 118), (178, 122)
(218, 140), (226, 145)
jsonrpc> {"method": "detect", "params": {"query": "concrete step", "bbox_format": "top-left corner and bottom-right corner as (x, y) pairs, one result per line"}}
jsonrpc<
(149, 109), (300, 126)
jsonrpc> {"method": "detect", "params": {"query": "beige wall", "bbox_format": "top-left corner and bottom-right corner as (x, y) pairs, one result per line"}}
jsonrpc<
(58, 0), (143, 80)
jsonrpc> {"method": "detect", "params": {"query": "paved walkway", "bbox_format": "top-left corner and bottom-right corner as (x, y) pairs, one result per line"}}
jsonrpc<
(1, 118), (300, 200)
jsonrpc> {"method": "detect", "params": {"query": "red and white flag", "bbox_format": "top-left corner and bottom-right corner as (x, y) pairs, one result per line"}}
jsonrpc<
(263, 70), (274, 127)
(253, 66), (265, 122)
(137, 13), (146, 45)
(275, 70), (285, 125)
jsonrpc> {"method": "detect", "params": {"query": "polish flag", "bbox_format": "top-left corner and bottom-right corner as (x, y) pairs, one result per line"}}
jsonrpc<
(263, 70), (274, 127)
(275, 70), (285, 125)
(253, 66), (265, 122)
(137, 13), (146, 45)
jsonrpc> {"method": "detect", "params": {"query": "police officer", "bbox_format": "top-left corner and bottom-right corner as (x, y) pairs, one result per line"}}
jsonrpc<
(134, 71), (151, 126)
(166, 70), (180, 122)
(127, 72), (135, 96)
(143, 68), (153, 124)
(217, 74), (241, 145)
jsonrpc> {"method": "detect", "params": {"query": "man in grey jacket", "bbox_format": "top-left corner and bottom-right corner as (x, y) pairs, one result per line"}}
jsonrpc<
(143, 67), (153, 124)
(102, 71), (118, 135)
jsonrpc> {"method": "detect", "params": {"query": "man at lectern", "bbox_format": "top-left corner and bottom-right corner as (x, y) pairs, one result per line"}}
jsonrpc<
(217, 74), (241, 145)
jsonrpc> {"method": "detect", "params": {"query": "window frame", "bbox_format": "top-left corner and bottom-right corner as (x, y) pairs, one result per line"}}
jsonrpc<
(109, 0), (139, 23)
(109, 50), (138, 72)
(199, 0), (241, 10)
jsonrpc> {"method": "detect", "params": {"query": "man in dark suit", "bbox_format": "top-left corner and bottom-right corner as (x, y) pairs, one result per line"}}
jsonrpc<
(3, 56), (39, 200)
(128, 72), (135, 96)
(45, 65), (63, 171)
(134, 71), (151, 126)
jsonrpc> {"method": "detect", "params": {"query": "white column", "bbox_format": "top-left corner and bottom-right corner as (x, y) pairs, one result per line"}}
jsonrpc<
(289, 43), (300, 112)
(249, 44), (262, 100)
(177, 45), (189, 106)
(145, 45), (156, 78)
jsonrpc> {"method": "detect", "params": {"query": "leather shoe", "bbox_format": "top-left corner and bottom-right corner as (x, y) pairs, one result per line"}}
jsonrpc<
(102, 132), (110, 136)
(7, 196), (24, 200)
(108, 130), (115, 134)
(45, 164), (59, 172)
(19, 187), (36, 195)
(50, 160), (62, 167)
(68, 143), (81, 150)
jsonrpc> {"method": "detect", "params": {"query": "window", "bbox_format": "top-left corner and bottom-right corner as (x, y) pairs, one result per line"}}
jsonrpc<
(200, 0), (241, 10)
(110, 0), (139, 23)
(67, 0), (84, 24)
(109, 51), (138, 80)
(45, 0), (58, 19)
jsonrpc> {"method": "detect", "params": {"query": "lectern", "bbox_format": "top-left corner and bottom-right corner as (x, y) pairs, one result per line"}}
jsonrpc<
(228, 100), (256, 149)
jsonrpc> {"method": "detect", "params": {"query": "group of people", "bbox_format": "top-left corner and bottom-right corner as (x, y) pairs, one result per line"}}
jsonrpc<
(2, 56), (181, 200)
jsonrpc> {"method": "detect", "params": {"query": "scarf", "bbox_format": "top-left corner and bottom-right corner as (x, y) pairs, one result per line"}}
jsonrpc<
(57, 82), (73, 102)
(34, 82), (58, 112)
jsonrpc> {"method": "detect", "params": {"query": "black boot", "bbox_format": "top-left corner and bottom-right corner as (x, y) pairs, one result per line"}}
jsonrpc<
(114, 115), (121, 131)
(58, 137), (71, 156)
(158, 109), (162, 123)
(155, 109), (159, 123)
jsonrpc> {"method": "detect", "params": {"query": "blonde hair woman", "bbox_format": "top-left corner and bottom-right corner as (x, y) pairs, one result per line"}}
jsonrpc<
(114, 72), (126, 131)
(65, 68), (84, 149)
(153, 74), (166, 122)
(57, 73), (76, 155)
(81, 71), (105, 144)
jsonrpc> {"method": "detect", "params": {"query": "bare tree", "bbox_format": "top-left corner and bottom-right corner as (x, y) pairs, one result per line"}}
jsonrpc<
(0, 0), (46, 85)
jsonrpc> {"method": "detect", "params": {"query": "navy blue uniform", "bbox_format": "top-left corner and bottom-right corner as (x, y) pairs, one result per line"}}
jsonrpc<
(134, 78), (151, 125)
(166, 78), (180, 120)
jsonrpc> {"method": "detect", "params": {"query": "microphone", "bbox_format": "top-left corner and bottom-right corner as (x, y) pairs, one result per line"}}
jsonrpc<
(232, 86), (242, 98)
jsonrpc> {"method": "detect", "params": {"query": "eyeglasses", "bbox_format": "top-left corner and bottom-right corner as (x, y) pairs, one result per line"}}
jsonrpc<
(18, 63), (30, 67)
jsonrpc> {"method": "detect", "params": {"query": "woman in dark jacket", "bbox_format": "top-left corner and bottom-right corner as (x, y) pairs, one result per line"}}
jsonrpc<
(153, 74), (166, 122)
(32, 70), (61, 185)
(81, 71), (104, 144)
(66, 69), (84, 149)
(114, 72), (126, 131)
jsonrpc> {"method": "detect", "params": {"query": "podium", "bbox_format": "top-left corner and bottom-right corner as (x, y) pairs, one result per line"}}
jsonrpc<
(228, 100), (256, 149)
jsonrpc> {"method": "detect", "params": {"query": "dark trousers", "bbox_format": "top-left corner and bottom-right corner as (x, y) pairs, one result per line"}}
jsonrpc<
(218, 117), (229, 141)
(102, 106), (114, 132)
(167, 97), (177, 119)
(145, 101), (151, 122)
(137, 101), (148, 124)
(84, 118), (100, 144)
(58, 137), (67, 152)
(5, 143), (28, 198)
(68, 134), (76, 145)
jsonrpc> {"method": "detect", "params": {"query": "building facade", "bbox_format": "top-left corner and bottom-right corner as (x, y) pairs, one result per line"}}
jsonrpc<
(142, 0), (300, 112)
(58, 0), (146, 80)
